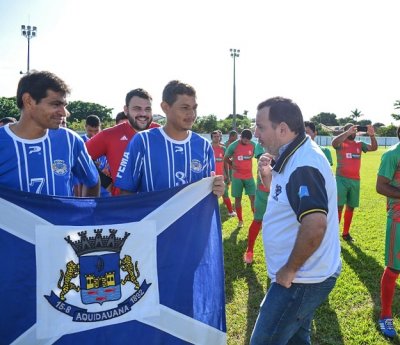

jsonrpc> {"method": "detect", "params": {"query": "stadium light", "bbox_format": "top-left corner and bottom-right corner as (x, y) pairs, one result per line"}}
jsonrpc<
(21, 24), (37, 73)
(230, 48), (240, 131)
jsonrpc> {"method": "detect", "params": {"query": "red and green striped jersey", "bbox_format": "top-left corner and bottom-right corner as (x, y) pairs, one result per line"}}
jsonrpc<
(212, 144), (226, 176)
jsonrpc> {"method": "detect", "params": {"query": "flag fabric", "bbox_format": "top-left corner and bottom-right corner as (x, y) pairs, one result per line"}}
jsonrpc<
(0, 177), (226, 345)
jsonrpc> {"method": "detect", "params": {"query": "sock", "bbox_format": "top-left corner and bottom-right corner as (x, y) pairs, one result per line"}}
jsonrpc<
(381, 267), (399, 319)
(246, 220), (262, 253)
(223, 197), (233, 213)
(236, 206), (243, 221)
(342, 208), (354, 236)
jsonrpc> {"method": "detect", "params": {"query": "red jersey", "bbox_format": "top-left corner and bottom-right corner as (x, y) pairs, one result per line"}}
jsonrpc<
(335, 139), (368, 180)
(212, 144), (226, 176)
(225, 140), (255, 179)
(86, 121), (160, 195)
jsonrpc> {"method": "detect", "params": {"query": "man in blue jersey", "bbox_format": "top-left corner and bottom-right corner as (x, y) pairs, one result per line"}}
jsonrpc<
(114, 80), (224, 196)
(0, 71), (99, 197)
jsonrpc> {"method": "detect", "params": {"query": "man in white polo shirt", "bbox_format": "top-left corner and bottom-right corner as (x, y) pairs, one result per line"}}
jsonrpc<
(250, 96), (341, 345)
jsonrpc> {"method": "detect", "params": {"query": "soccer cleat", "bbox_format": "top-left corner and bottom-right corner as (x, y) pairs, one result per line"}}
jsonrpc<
(378, 318), (397, 338)
(238, 221), (244, 228)
(228, 211), (237, 217)
(243, 251), (253, 264)
(342, 234), (354, 242)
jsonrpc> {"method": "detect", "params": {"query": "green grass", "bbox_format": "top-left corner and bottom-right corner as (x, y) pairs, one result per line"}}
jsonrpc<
(220, 147), (400, 345)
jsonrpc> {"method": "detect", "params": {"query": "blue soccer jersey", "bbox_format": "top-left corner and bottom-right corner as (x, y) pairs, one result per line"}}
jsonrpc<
(0, 125), (99, 196)
(114, 127), (215, 193)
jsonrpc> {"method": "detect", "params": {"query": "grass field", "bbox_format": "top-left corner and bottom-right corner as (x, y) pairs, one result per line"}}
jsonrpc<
(220, 147), (400, 345)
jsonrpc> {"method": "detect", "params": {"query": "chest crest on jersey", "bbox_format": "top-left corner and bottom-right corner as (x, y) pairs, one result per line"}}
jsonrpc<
(191, 159), (203, 173)
(52, 160), (68, 176)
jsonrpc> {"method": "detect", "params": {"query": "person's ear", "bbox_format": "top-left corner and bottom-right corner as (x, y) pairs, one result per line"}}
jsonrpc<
(161, 101), (169, 114)
(22, 93), (34, 109)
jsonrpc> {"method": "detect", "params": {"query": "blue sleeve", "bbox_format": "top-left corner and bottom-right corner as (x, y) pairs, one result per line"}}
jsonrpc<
(207, 142), (216, 176)
(72, 137), (99, 188)
(286, 166), (328, 222)
(114, 134), (145, 192)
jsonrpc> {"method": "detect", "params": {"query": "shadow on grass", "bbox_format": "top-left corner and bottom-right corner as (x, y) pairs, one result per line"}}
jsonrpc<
(341, 242), (400, 344)
(223, 223), (266, 344)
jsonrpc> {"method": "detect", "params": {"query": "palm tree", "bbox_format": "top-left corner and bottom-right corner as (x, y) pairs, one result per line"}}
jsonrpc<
(350, 108), (363, 123)
(391, 100), (400, 121)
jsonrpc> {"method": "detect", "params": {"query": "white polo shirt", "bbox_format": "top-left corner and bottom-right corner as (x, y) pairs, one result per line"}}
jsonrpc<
(263, 134), (341, 283)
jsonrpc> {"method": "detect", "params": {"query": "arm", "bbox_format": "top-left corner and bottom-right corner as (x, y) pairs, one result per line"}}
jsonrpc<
(366, 125), (378, 151)
(276, 212), (326, 288)
(376, 175), (400, 198)
(331, 125), (357, 148)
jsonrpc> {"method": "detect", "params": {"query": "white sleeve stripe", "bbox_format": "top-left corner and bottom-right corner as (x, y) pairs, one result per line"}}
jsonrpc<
(44, 138), (52, 195)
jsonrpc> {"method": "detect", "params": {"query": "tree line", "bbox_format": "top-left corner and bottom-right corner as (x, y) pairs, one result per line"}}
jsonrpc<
(1, 96), (399, 136)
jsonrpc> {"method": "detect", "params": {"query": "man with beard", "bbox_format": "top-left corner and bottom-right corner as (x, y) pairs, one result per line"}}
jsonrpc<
(332, 123), (377, 241)
(85, 89), (160, 195)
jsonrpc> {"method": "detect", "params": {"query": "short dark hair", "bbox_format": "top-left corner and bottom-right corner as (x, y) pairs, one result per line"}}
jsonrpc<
(85, 114), (100, 127)
(125, 88), (152, 107)
(162, 80), (196, 106)
(16, 71), (70, 109)
(0, 117), (17, 125)
(229, 130), (238, 138)
(115, 111), (128, 124)
(257, 97), (305, 134)
(304, 121), (316, 133)
(241, 129), (252, 140)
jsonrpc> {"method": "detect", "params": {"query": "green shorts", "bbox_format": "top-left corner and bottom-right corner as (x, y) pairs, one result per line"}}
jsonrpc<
(231, 177), (256, 198)
(254, 189), (269, 221)
(385, 217), (400, 270)
(336, 175), (360, 208)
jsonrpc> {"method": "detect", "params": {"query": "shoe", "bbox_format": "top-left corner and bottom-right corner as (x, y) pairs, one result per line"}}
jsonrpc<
(238, 221), (244, 228)
(228, 211), (237, 217)
(379, 318), (397, 338)
(342, 234), (354, 242)
(243, 251), (253, 264)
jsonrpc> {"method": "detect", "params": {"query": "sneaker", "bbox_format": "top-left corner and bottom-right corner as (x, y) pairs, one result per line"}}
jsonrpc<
(342, 234), (354, 242)
(379, 318), (397, 338)
(243, 251), (253, 264)
(238, 221), (244, 228)
(228, 211), (237, 217)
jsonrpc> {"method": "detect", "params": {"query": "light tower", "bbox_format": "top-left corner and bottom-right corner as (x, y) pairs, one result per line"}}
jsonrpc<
(230, 48), (240, 131)
(21, 25), (37, 73)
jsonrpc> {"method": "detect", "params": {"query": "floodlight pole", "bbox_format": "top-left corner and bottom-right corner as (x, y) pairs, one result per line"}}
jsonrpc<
(21, 25), (37, 73)
(230, 48), (240, 131)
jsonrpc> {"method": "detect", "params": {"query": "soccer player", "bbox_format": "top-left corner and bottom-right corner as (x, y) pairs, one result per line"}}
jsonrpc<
(376, 126), (400, 338)
(304, 121), (333, 166)
(332, 123), (377, 241)
(225, 130), (238, 147)
(224, 129), (256, 228)
(0, 71), (99, 197)
(0, 117), (17, 127)
(85, 88), (160, 195)
(80, 115), (111, 197)
(211, 130), (236, 216)
(115, 111), (128, 125)
(114, 80), (224, 196)
(243, 142), (269, 264)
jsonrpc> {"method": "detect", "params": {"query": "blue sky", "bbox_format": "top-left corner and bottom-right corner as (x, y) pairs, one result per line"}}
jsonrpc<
(1, 0), (400, 125)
